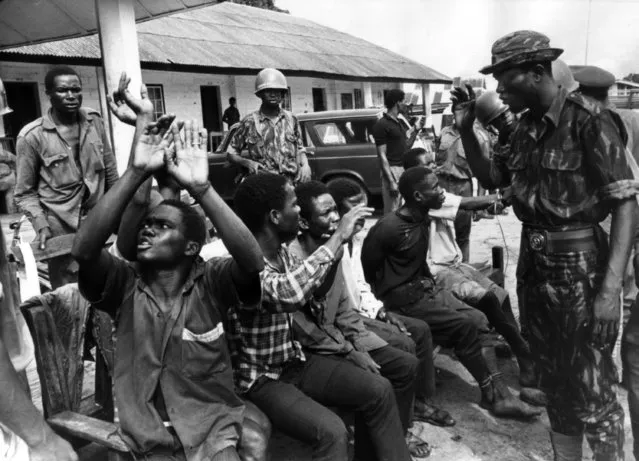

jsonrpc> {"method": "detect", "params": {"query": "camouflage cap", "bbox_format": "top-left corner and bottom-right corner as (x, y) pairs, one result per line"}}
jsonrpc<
(572, 65), (616, 90)
(479, 30), (564, 75)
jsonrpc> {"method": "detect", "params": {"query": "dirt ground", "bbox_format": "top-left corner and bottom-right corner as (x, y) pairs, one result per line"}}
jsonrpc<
(65, 210), (634, 460)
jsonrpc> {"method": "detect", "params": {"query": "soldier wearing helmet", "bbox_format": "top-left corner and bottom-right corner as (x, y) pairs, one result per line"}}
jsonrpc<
(227, 68), (311, 184)
(454, 30), (635, 460)
(434, 91), (492, 262)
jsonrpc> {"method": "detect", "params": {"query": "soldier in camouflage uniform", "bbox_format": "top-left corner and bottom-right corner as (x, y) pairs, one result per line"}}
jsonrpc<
(455, 30), (637, 461)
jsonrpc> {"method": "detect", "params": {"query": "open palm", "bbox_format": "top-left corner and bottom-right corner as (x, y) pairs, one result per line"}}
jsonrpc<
(133, 115), (175, 172)
(107, 72), (155, 126)
(165, 121), (209, 190)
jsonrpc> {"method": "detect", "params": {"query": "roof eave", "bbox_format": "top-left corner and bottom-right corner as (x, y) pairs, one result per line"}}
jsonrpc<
(0, 53), (452, 84)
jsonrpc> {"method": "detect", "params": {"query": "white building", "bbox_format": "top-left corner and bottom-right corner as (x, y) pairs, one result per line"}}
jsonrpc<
(0, 2), (450, 151)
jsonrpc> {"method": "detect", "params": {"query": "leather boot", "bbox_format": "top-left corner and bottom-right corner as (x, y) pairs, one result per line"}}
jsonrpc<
(550, 431), (583, 461)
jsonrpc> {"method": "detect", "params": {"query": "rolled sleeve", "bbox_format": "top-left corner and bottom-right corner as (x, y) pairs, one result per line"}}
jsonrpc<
(372, 120), (388, 146)
(582, 110), (634, 195)
(15, 136), (48, 232)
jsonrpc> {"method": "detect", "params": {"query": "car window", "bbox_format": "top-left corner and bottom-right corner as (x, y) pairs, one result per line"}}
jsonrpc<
(314, 122), (346, 145)
(312, 119), (377, 146)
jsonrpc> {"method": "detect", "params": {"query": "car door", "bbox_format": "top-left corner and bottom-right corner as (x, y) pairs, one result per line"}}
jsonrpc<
(304, 117), (381, 195)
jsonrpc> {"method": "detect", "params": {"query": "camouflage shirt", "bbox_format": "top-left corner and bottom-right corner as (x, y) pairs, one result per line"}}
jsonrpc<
(228, 109), (306, 180)
(436, 121), (491, 180)
(489, 88), (633, 227)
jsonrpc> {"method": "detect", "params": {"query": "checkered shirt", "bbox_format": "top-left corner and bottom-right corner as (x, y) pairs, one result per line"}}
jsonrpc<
(227, 244), (335, 393)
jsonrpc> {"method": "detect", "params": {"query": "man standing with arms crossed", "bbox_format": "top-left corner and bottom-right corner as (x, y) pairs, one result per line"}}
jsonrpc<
(456, 30), (636, 460)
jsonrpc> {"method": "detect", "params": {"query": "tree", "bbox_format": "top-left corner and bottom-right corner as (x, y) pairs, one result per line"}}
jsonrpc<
(623, 73), (639, 84)
(229, 0), (289, 13)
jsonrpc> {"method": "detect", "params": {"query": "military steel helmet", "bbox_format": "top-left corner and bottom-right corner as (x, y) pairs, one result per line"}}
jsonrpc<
(475, 91), (508, 126)
(0, 78), (12, 116)
(552, 59), (578, 92)
(254, 68), (288, 95)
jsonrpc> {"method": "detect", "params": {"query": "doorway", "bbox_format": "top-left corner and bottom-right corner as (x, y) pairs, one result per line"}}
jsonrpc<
(200, 86), (222, 151)
(312, 88), (326, 112)
(3, 82), (41, 147)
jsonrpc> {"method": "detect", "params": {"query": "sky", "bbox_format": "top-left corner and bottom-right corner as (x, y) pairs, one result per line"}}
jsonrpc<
(277, 0), (639, 83)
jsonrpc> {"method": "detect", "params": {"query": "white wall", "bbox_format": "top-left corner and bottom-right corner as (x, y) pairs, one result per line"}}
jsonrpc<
(0, 60), (408, 136)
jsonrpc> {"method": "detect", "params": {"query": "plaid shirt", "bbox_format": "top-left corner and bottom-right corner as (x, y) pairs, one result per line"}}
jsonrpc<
(226, 244), (335, 393)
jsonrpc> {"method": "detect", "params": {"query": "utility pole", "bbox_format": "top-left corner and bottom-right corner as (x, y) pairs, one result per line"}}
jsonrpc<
(584, 0), (593, 64)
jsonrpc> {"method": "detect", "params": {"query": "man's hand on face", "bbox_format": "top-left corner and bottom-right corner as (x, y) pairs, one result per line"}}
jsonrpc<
(107, 72), (155, 127)
(335, 204), (374, 243)
(164, 120), (211, 196)
(450, 83), (477, 131)
(132, 114), (176, 174)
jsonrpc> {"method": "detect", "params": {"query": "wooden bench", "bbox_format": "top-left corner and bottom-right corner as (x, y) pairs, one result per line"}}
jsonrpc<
(15, 233), (130, 459)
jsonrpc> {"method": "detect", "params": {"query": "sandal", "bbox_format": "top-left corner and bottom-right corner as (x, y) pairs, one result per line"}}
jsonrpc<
(406, 433), (432, 458)
(414, 401), (456, 427)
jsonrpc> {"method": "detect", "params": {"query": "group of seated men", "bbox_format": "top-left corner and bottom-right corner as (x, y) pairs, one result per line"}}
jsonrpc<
(50, 87), (547, 460)
(2, 74), (550, 460)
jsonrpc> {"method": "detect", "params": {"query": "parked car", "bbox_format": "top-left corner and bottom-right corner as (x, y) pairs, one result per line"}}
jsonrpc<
(207, 109), (384, 201)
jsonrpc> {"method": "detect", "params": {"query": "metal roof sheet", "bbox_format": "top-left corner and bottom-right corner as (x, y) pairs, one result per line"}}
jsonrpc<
(0, 2), (451, 83)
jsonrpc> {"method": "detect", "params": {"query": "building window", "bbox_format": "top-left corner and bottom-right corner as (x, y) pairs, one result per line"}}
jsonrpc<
(146, 84), (165, 121)
(282, 87), (292, 111)
(354, 88), (364, 108)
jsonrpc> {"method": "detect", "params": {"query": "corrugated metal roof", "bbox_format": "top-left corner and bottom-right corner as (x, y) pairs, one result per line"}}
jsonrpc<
(0, 0), (220, 50)
(0, 2), (451, 83)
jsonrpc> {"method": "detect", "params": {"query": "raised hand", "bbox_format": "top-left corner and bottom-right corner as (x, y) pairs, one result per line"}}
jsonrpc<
(164, 120), (210, 194)
(107, 72), (155, 126)
(450, 83), (477, 130)
(132, 114), (175, 173)
(335, 204), (374, 242)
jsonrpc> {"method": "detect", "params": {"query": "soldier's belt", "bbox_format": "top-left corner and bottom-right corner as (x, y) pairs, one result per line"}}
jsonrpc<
(522, 226), (596, 254)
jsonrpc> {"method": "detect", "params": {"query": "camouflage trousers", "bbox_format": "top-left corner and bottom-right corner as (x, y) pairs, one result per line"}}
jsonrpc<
(517, 226), (624, 460)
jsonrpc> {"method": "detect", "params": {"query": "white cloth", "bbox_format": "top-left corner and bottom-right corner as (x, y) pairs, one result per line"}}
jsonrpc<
(0, 423), (29, 461)
(426, 192), (463, 275)
(344, 234), (383, 319)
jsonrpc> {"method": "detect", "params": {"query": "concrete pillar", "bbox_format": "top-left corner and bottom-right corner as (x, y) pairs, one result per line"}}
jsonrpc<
(422, 84), (432, 126)
(363, 82), (373, 108)
(95, 0), (143, 174)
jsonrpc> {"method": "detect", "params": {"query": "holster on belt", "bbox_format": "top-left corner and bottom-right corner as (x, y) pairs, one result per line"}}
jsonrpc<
(384, 276), (434, 309)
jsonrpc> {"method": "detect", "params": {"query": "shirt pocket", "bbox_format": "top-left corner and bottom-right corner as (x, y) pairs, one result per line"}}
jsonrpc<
(540, 149), (586, 206)
(41, 152), (78, 188)
(181, 322), (229, 380)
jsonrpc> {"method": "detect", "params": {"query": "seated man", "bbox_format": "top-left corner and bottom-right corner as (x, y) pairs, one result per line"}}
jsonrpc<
(72, 117), (265, 461)
(231, 173), (413, 461)
(106, 75), (271, 461)
(291, 180), (430, 458)
(403, 148), (543, 404)
(362, 166), (541, 419)
(327, 177), (455, 428)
